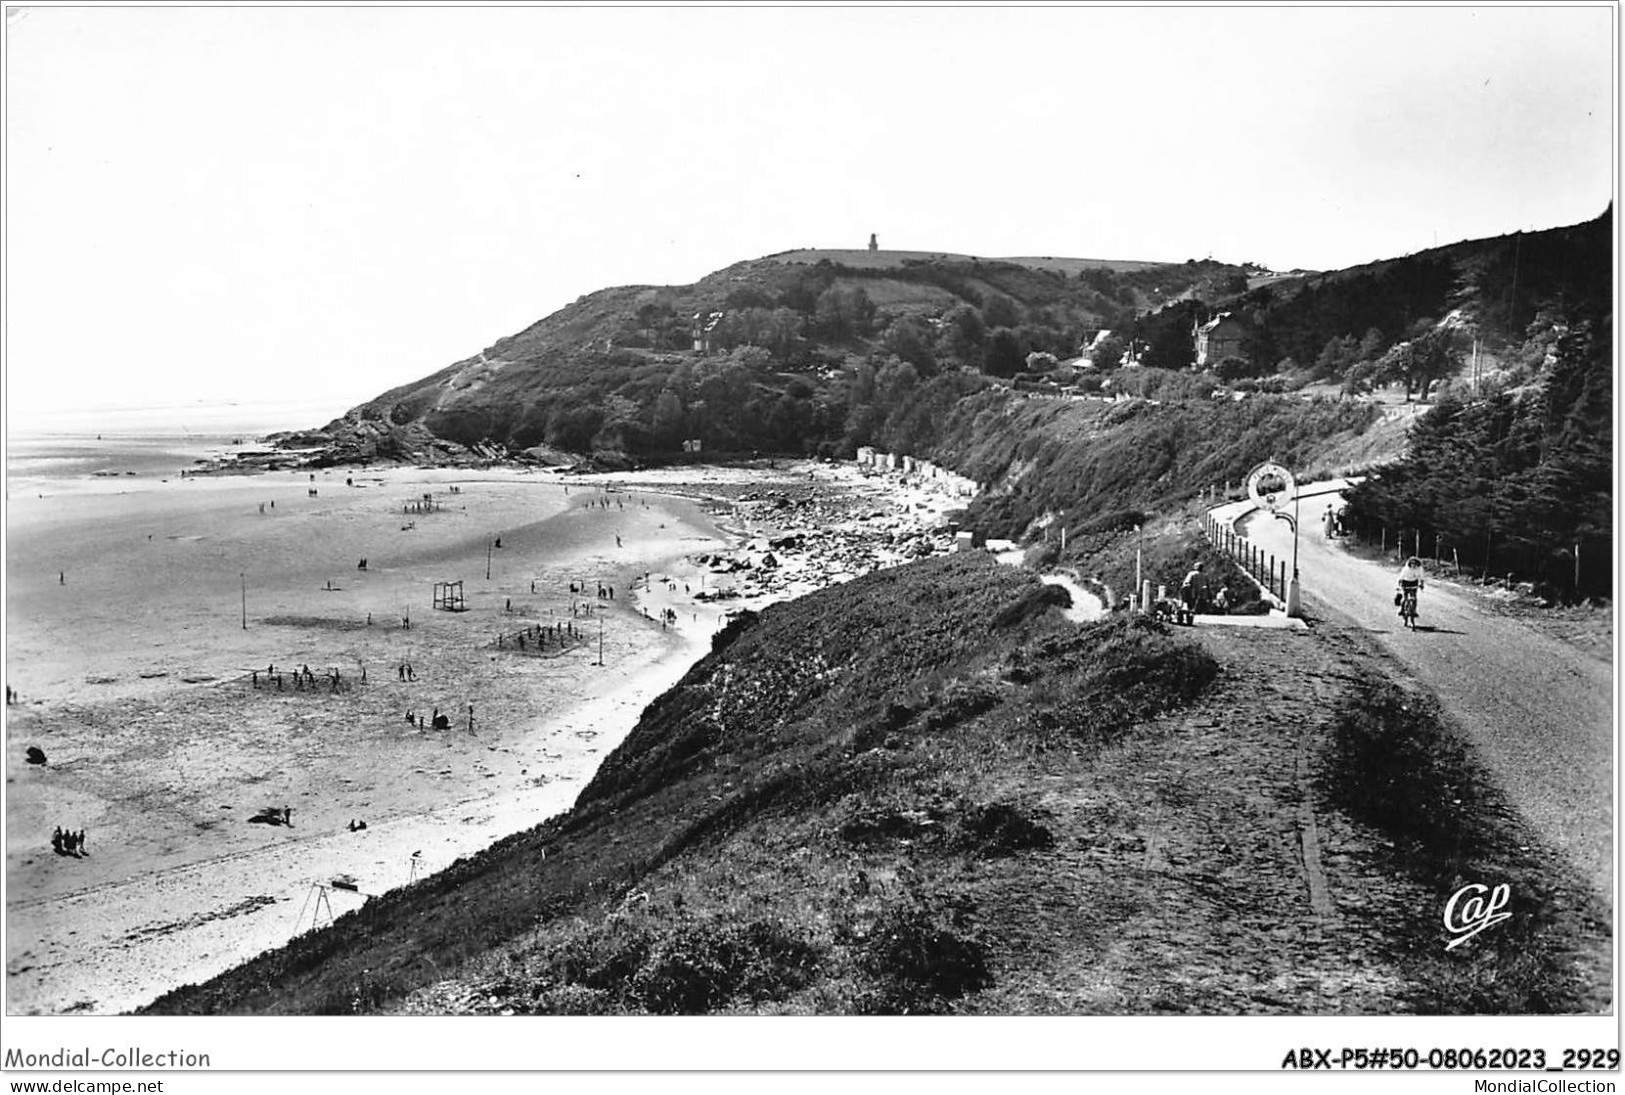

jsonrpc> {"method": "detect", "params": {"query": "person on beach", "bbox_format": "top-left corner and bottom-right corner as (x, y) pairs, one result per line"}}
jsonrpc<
(59, 572), (65, 585)
(283, 806), (292, 827)
(52, 827), (62, 854)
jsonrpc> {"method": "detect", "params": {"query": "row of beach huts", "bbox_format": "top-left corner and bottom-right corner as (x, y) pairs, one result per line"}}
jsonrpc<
(853, 446), (979, 499)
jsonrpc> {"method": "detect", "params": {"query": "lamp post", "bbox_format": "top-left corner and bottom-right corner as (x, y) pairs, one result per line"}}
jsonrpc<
(1288, 489), (1301, 617)
(1135, 524), (1143, 611)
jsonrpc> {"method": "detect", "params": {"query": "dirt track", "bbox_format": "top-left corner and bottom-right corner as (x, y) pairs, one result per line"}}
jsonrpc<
(1230, 489), (1614, 910)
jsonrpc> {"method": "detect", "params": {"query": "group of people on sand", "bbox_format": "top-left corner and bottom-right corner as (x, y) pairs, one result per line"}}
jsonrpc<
(502, 620), (580, 653)
(51, 827), (88, 856)
(252, 663), (349, 693)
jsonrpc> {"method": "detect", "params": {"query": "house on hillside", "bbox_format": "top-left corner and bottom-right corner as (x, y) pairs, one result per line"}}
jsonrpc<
(691, 311), (724, 355)
(1193, 313), (1249, 369)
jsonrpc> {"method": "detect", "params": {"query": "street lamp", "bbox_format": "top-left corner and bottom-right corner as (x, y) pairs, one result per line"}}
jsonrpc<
(1135, 524), (1144, 611)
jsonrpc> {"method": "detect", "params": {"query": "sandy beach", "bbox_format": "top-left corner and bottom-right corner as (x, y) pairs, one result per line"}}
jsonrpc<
(4, 452), (973, 1014)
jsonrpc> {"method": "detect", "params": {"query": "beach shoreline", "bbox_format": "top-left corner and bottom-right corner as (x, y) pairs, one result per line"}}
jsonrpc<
(5, 453), (975, 1014)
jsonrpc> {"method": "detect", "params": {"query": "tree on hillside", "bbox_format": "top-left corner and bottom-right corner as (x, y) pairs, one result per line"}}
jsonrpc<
(725, 284), (776, 311)
(1342, 361), (1379, 397)
(982, 293), (1022, 329)
(847, 360), (878, 408)
(1356, 327), (1388, 363)
(1314, 334), (1358, 379)
(882, 316), (938, 376)
(1135, 300), (1202, 370)
(815, 286), (877, 342)
(545, 404), (605, 452)
(983, 328), (1025, 378)
(1214, 355), (1263, 382)
(1377, 330), (1459, 401)
(936, 304), (987, 368)
(651, 389), (685, 449)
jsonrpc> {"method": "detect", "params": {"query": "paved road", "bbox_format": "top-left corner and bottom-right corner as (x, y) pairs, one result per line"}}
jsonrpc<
(1228, 487), (1614, 906)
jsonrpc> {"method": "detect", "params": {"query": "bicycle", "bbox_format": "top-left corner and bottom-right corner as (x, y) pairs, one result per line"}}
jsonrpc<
(1397, 585), (1419, 630)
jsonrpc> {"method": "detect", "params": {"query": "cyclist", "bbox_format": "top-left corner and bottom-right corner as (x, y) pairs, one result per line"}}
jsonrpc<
(1396, 556), (1425, 618)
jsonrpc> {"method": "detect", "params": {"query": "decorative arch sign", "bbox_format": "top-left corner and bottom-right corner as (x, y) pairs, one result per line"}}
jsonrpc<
(1246, 461), (1297, 513)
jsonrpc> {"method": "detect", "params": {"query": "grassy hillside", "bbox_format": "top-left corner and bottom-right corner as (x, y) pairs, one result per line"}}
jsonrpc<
(771, 248), (1170, 274)
(283, 249), (1259, 465)
(142, 553), (1607, 1015)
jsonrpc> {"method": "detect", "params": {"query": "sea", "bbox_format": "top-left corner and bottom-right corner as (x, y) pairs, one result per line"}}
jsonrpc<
(4, 398), (345, 498)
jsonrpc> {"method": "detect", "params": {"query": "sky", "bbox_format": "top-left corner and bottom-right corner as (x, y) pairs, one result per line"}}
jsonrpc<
(4, 4), (1615, 429)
